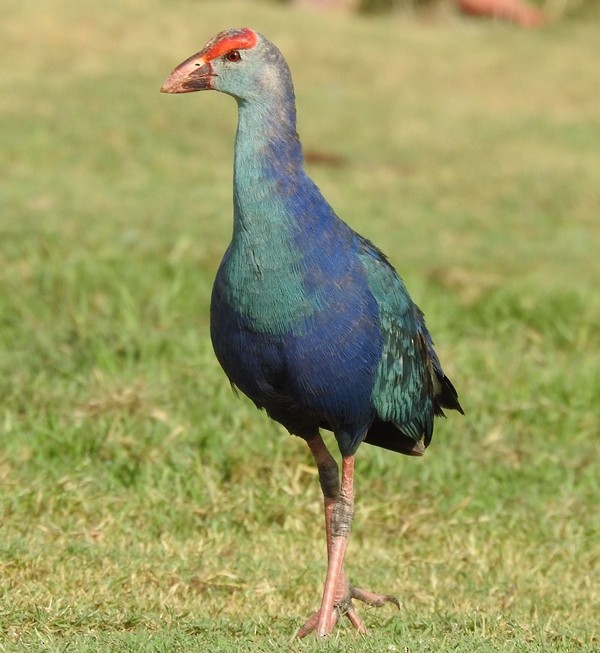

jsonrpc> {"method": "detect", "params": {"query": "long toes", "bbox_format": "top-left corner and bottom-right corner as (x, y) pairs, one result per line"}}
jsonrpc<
(295, 608), (339, 639)
(350, 585), (400, 609)
(295, 611), (320, 639)
(297, 583), (398, 637)
(346, 607), (369, 634)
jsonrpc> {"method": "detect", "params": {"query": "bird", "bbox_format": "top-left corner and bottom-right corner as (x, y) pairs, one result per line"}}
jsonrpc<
(160, 27), (463, 638)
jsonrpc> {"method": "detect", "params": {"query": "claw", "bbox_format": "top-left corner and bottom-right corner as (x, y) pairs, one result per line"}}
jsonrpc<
(350, 585), (400, 610)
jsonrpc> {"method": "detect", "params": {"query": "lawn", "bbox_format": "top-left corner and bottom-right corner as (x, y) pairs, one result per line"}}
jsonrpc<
(1, 0), (598, 651)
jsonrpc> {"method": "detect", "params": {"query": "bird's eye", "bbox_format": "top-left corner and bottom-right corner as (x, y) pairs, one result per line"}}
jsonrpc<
(225, 50), (242, 63)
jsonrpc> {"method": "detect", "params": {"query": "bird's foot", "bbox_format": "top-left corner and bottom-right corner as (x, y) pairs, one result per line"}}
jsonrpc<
(295, 582), (399, 638)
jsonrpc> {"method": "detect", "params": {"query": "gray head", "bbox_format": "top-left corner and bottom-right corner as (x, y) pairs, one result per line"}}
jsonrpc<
(160, 27), (294, 104)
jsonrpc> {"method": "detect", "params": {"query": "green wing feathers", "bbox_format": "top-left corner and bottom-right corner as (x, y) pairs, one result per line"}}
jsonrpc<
(359, 238), (436, 444)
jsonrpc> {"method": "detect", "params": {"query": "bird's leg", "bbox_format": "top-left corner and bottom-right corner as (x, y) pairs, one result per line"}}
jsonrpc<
(314, 454), (355, 636)
(306, 433), (340, 559)
(297, 435), (399, 638)
(298, 434), (341, 636)
(297, 450), (361, 637)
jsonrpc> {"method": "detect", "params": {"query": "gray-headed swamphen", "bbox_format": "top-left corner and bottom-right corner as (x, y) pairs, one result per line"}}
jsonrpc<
(161, 27), (463, 638)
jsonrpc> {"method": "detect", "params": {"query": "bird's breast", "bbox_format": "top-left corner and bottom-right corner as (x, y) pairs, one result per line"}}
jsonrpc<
(215, 234), (313, 337)
(209, 231), (384, 432)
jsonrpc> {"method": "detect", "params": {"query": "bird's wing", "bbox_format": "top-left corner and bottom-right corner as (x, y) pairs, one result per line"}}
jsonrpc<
(357, 236), (435, 445)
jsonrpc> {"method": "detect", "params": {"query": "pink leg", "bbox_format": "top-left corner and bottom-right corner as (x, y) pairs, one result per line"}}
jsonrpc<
(317, 455), (355, 635)
(296, 435), (398, 638)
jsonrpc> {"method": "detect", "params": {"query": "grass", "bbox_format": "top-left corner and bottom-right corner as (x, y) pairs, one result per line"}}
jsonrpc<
(1, 0), (599, 650)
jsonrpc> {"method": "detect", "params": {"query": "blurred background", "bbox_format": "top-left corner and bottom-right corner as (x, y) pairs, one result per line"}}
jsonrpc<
(278, 0), (598, 24)
(1, 0), (598, 650)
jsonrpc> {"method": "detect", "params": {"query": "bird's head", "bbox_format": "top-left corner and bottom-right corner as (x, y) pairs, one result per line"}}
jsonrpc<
(160, 27), (292, 104)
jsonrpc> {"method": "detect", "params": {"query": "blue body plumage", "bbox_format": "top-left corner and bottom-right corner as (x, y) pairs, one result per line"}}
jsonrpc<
(203, 32), (463, 457)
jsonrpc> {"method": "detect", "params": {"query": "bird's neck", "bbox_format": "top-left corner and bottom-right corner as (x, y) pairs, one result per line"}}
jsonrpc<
(220, 92), (352, 333)
(214, 96), (307, 332)
(232, 95), (305, 237)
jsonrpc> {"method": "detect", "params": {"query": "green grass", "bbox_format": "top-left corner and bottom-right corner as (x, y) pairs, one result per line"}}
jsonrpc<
(1, 1), (598, 651)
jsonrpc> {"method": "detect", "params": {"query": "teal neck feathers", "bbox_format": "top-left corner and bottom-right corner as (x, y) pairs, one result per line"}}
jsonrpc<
(222, 93), (314, 333)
